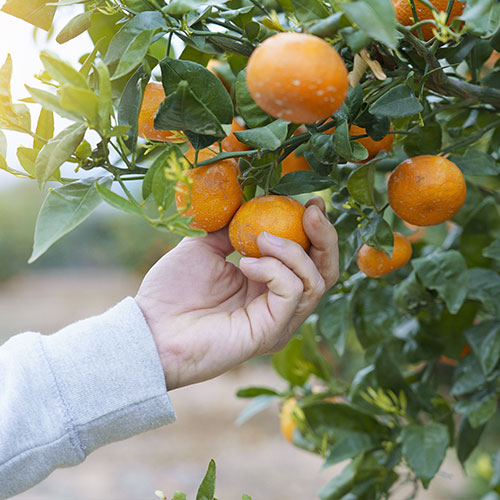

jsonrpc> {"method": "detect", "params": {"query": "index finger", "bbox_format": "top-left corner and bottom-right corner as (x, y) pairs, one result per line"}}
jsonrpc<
(303, 200), (339, 289)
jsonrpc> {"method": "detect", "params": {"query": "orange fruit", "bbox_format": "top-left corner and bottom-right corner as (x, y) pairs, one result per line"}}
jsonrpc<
(392, 0), (465, 41)
(403, 221), (426, 243)
(388, 155), (466, 226)
(281, 151), (313, 176)
(484, 50), (500, 72)
(138, 82), (185, 143)
(357, 232), (412, 278)
(246, 32), (349, 124)
(280, 398), (298, 444)
(349, 124), (394, 161)
(175, 148), (243, 232)
(207, 59), (231, 92)
(221, 118), (250, 153)
(229, 195), (310, 257)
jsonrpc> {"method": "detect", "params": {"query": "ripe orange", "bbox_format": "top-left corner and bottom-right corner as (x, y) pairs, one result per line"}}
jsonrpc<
(357, 232), (412, 278)
(246, 32), (349, 124)
(404, 222), (426, 243)
(388, 155), (466, 226)
(229, 195), (310, 257)
(138, 82), (185, 143)
(280, 398), (298, 443)
(221, 118), (250, 153)
(392, 0), (465, 41)
(175, 148), (243, 232)
(281, 151), (312, 176)
(349, 124), (394, 161)
(484, 50), (500, 72)
(207, 59), (231, 92)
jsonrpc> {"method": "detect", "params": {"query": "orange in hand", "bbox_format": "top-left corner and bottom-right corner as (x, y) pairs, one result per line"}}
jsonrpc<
(246, 32), (349, 124)
(357, 232), (412, 278)
(388, 155), (466, 226)
(229, 195), (310, 257)
(175, 148), (243, 232)
(138, 82), (185, 143)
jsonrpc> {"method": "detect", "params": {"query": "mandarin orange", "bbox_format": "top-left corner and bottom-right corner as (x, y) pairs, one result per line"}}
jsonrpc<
(246, 32), (348, 124)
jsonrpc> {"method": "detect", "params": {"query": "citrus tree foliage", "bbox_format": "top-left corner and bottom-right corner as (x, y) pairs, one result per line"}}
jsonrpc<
(155, 459), (252, 500)
(1, 0), (500, 498)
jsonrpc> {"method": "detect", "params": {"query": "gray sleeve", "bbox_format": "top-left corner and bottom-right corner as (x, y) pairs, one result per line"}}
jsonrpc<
(0, 297), (176, 499)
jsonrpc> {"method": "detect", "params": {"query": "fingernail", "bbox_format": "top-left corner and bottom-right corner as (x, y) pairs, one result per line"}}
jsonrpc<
(263, 232), (284, 246)
(240, 257), (259, 265)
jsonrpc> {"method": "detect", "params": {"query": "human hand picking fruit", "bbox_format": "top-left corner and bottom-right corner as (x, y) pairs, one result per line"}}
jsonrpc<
(136, 197), (338, 391)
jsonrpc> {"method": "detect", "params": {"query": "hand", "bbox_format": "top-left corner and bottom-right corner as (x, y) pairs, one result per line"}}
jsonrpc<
(135, 197), (339, 390)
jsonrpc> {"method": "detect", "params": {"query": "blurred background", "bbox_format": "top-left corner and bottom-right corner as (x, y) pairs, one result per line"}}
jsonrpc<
(1, 6), (499, 500)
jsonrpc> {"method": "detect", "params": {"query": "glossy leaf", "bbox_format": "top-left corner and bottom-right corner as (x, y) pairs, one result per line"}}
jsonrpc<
(273, 170), (336, 195)
(347, 163), (376, 208)
(340, 0), (397, 49)
(40, 51), (88, 89)
(412, 250), (468, 314)
(35, 123), (86, 189)
(29, 175), (112, 262)
(318, 294), (350, 356)
(95, 182), (145, 218)
(1, 0), (56, 31)
(56, 10), (93, 44)
(370, 85), (423, 118)
(234, 70), (273, 128)
(402, 423), (449, 486)
(234, 119), (288, 150)
(465, 320), (500, 375)
(196, 459), (216, 500)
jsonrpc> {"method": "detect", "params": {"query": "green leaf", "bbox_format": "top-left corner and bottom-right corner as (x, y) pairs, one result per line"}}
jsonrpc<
(412, 250), (468, 314)
(26, 85), (83, 121)
(340, 0), (398, 49)
(272, 336), (313, 386)
(1, 0), (56, 31)
(95, 182), (145, 218)
(234, 119), (288, 150)
(235, 395), (276, 425)
(359, 215), (394, 255)
(56, 10), (93, 44)
(401, 423), (449, 487)
(291, 0), (329, 24)
(236, 387), (280, 398)
(40, 51), (89, 89)
(152, 164), (175, 210)
(112, 29), (155, 80)
(352, 282), (396, 349)
(172, 492), (187, 500)
(159, 57), (233, 129)
(467, 268), (500, 316)
(318, 294), (350, 356)
(59, 85), (99, 126)
(35, 123), (86, 189)
(96, 60), (113, 134)
(235, 69), (273, 128)
(452, 356), (486, 397)
(303, 401), (386, 439)
(324, 432), (375, 467)
(196, 459), (216, 500)
(118, 66), (150, 152)
(457, 417), (486, 467)
(370, 85), (423, 118)
(104, 11), (166, 65)
(456, 392), (498, 428)
(450, 149), (500, 176)
(403, 120), (442, 157)
(484, 239), (500, 262)
(318, 455), (363, 500)
(34, 108), (54, 151)
(17, 146), (38, 176)
(29, 175), (112, 262)
(465, 320), (500, 375)
(155, 81), (225, 137)
(347, 163), (376, 208)
(272, 170), (336, 195)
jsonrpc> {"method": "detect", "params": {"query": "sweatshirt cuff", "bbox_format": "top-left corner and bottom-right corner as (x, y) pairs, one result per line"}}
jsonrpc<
(41, 296), (176, 458)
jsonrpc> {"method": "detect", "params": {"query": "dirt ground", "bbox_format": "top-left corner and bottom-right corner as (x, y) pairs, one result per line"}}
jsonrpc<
(1, 270), (468, 500)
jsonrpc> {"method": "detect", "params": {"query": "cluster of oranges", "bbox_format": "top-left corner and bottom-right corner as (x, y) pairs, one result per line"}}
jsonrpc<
(137, 22), (467, 275)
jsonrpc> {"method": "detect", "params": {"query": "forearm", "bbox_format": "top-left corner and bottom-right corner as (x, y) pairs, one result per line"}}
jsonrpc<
(0, 297), (175, 499)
